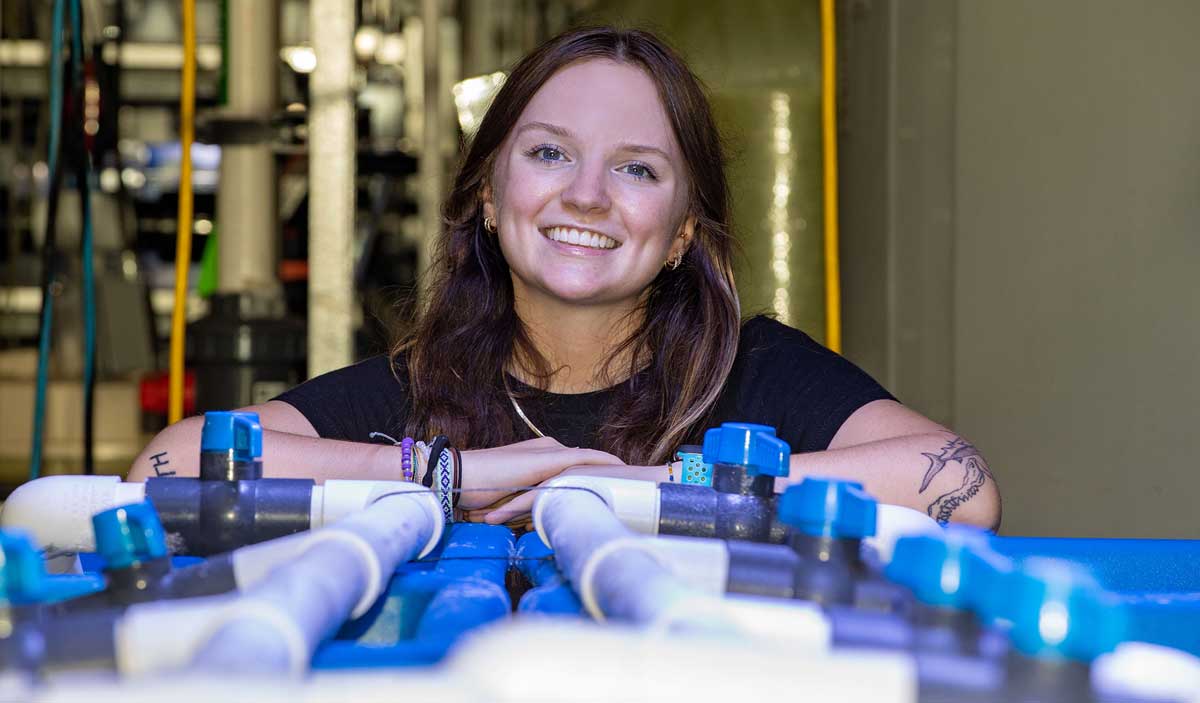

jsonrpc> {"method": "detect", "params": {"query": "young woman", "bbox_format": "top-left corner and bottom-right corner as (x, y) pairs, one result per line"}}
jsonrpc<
(130, 26), (1000, 530)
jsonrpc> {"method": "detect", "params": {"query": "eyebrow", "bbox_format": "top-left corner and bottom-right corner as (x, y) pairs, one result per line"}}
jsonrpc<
(516, 121), (672, 162)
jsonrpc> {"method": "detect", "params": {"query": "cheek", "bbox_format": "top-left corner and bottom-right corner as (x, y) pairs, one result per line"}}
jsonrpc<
(499, 158), (559, 218)
(618, 191), (679, 251)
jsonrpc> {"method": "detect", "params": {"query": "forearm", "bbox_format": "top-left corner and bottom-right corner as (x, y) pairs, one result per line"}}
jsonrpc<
(778, 432), (1001, 531)
(128, 416), (404, 483)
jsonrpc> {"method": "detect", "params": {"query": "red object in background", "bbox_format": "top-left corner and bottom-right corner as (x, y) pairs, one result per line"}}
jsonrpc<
(140, 370), (196, 415)
(278, 259), (308, 282)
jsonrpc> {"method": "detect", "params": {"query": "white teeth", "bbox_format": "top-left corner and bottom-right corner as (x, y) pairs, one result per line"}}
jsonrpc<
(544, 226), (618, 250)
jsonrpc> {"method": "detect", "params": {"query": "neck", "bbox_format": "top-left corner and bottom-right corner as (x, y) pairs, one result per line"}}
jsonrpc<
(511, 291), (644, 394)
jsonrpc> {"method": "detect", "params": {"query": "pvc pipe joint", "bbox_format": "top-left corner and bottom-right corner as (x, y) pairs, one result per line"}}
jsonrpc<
(533, 475), (661, 548)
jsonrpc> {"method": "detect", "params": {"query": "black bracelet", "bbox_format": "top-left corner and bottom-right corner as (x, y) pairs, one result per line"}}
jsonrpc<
(451, 447), (463, 507)
(425, 435), (450, 488)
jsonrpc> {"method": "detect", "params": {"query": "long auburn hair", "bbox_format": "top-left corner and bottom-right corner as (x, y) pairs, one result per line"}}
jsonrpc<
(397, 26), (740, 465)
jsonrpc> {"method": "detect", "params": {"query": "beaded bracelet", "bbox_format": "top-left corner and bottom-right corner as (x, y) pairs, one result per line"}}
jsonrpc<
(400, 437), (415, 482)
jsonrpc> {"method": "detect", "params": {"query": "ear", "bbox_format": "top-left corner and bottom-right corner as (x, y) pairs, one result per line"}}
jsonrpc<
(480, 182), (496, 221)
(669, 214), (698, 259)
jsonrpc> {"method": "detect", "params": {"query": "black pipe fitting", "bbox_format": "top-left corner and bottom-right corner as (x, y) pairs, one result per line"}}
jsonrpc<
(658, 483), (787, 543)
(724, 539), (799, 598)
(786, 532), (862, 606)
(0, 605), (121, 674)
(659, 423), (794, 542)
(199, 448), (262, 482)
(146, 477), (314, 556)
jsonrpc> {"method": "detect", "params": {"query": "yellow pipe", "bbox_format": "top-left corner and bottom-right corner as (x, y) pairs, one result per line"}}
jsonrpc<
(820, 0), (843, 353)
(169, 0), (197, 424)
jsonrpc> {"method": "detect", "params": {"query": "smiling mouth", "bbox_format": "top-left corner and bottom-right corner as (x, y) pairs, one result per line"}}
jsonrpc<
(542, 226), (620, 250)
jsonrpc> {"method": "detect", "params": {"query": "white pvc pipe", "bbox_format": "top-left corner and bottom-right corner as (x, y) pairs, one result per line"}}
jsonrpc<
(26, 621), (915, 702)
(532, 477), (829, 651)
(1, 477), (440, 560)
(235, 482), (443, 617)
(31, 671), (473, 703)
(0, 476), (146, 552)
(1092, 641), (1200, 702)
(193, 539), (369, 672)
(115, 488), (441, 676)
(534, 476), (685, 622)
(531, 475), (661, 540)
(450, 620), (915, 703)
(635, 535), (730, 596)
(866, 503), (944, 565)
(310, 479), (447, 529)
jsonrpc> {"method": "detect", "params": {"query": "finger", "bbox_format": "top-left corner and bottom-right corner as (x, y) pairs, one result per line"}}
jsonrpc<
(484, 491), (535, 524)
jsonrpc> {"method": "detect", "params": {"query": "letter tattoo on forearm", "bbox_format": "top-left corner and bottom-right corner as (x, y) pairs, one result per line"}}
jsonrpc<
(149, 451), (175, 477)
(917, 436), (992, 525)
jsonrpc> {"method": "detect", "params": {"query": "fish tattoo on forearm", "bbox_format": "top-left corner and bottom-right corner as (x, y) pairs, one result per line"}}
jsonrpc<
(918, 437), (992, 525)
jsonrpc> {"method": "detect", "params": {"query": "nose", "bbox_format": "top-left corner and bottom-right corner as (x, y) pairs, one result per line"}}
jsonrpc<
(560, 160), (611, 215)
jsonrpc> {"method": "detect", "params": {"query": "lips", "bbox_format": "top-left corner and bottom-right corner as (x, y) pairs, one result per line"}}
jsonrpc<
(542, 226), (620, 250)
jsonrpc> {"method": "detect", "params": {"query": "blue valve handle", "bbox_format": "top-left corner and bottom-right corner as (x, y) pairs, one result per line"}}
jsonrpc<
(0, 530), (105, 605)
(776, 477), (877, 539)
(200, 411), (263, 463)
(886, 527), (996, 608)
(1000, 557), (1127, 662)
(701, 422), (790, 478)
(0, 531), (50, 605)
(93, 501), (169, 571)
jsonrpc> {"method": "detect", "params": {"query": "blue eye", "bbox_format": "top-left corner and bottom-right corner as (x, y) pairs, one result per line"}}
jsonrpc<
(620, 162), (658, 181)
(527, 144), (567, 163)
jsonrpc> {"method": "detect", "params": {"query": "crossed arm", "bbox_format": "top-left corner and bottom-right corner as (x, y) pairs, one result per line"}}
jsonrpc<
(475, 399), (1001, 529)
(128, 399), (1000, 531)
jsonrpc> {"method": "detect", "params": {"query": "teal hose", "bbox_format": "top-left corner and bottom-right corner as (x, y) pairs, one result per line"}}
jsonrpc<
(30, 0), (68, 480)
(69, 0), (96, 473)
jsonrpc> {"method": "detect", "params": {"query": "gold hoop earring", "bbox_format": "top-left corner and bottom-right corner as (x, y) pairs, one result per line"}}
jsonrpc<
(483, 216), (497, 233)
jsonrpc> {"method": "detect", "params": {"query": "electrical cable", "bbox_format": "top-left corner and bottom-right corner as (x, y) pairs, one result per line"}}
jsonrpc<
(69, 0), (97, 474)
(820, 0), (843, 353)
(169, 0), (198, 424)
(30, 0), (69, 480)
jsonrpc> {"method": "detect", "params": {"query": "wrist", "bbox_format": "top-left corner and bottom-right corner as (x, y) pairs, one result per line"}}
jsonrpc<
(458, 449), (479, 491)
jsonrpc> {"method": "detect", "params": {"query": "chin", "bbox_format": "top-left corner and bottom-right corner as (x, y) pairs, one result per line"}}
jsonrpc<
(541, 281), (632, 307)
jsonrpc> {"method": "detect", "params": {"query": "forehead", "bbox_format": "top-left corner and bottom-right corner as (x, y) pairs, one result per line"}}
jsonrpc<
(515, 59), (678, 154)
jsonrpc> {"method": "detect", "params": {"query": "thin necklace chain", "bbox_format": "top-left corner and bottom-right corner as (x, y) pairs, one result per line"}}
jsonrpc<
(508, 393), (546, 438)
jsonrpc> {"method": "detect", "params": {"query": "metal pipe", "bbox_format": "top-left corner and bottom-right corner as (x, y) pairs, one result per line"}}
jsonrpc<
(418, 0), (444, 278)
(216, 0), (280, 296)
(308, 0), (356, 375)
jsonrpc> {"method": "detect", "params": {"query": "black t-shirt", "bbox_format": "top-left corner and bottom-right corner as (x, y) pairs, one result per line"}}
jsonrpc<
(275, 316), (895, 455)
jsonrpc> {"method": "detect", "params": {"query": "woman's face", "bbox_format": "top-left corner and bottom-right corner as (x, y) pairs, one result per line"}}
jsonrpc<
(485, 59), (694, 312)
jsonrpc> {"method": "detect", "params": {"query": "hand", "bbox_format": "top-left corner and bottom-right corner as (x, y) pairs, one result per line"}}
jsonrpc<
(476, 463), (666, 525)
(456, 437), (623, 511)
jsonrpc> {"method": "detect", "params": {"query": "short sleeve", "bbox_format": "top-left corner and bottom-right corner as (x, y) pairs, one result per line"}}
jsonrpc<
(273, 356), (410, 442)
(713, 317), (896, 453)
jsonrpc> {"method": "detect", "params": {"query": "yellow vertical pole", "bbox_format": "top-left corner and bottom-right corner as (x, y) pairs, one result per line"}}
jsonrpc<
(820, 0), (843, 353)
(169, 0), (197, 423)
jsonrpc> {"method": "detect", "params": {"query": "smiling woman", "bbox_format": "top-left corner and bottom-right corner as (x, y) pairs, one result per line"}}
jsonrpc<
(130, 26), (1000, 532)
